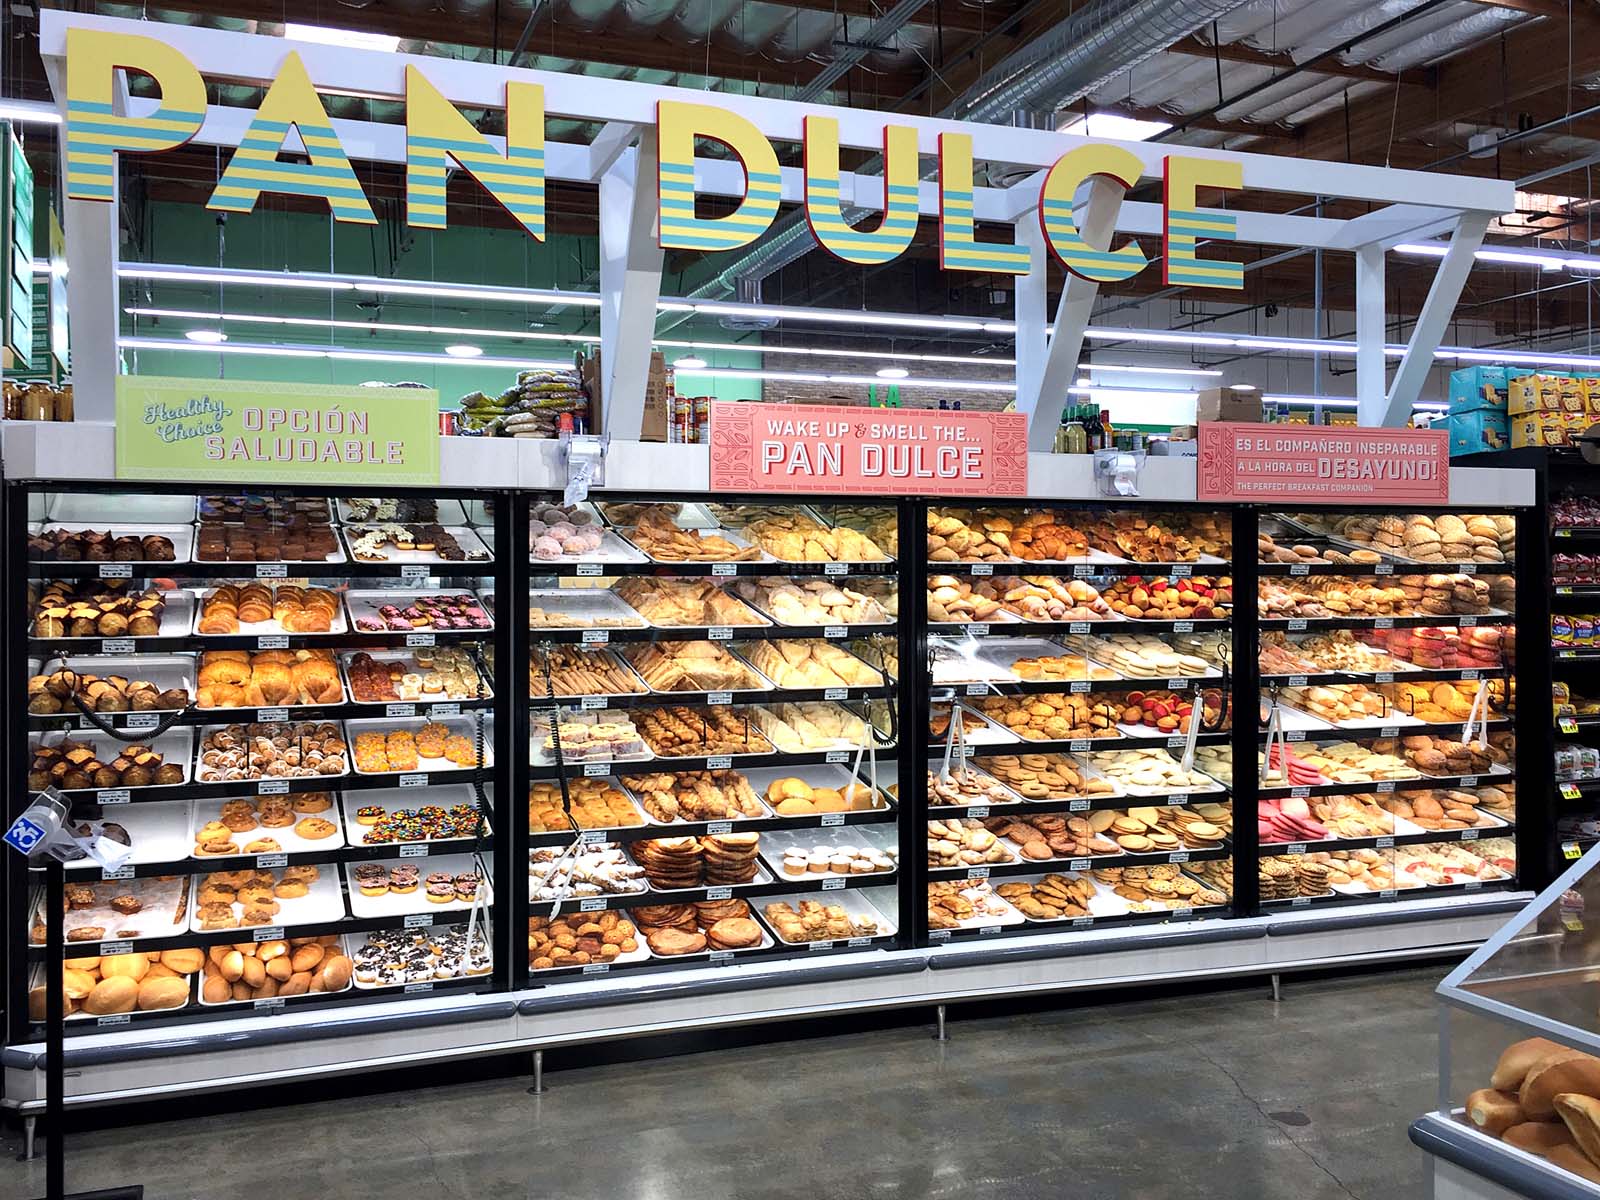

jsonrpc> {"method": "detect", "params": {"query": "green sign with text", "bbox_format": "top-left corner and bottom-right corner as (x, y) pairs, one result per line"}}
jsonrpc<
(115, 376), (441, 485)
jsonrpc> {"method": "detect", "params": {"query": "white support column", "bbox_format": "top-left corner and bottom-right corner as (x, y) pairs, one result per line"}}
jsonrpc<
(597, 130), (664, 441)
(1382, 211), (1491, 427)
(1012, 217), (1047, 439)
(587, 122), (639, 182)
(1024, 175), (1125, 452)
(45, 59), (122, 420)
(1354, 244), (1387, 426)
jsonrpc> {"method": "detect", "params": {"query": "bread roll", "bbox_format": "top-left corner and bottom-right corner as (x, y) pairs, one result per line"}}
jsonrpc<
(290, 944), (324, 973)
(278, 971), (311, 997)
(61, 968), (96, 1001)
(1522, 1053), (1600, 1119)
(1493, 1038), (1571, 1090)
(1548, 1144), (1600, 1184)
(64, 955), (100, 972)
(1504, 1122), (1575, 1156)
(320, 954), (353, 991)
(142, 963), (178, 980)
(83, 975), (139, 1015)
(1467, 1088), (1525, 1136)
(137, 975), (189, 1011)
(257, 939), (288, 961)
(239, 955), (266, 988)
(99, 952), (150, 982)
(160, 947), (205, 975)
(201, 976), (231, 1004)
(1555, 1093), (1600, 1165)
(220, 950), (246, 982)
(265, 955), (293, 982)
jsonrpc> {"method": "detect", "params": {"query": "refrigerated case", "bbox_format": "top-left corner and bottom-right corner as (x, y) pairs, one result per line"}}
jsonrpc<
(0, 442), (1543, 1115)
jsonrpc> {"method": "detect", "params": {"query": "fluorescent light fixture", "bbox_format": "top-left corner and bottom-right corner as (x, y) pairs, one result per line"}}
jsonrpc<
(655, 338), (1018, 368)
(0, 101), (62, 126)
(1083, 363), (1223, 378)
(283, 23), (400, 53)
(1068, 386), (1199, 402)
(671, 364), (1014, 391)
(121, 266), (358, 292)
(1074, 378), (1092, 387)
(119, 337), (573, 371)
(1060, 111), (1172, 142)
(444, 344), (483, 358)
(184, 329), (227, 344)
(1395, 242), (1575, 272)
(123, 306), (602, 346)
(683, 300), (987, 332)
(1261, 394), (1450, 413)
(1228, 383), (1258, 392)
(674, 356), (708, 370)
(875, 367), (909, 379)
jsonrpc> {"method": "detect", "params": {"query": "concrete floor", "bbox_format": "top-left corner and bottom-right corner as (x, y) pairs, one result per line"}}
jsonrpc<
(3, 966), (1443, 1199)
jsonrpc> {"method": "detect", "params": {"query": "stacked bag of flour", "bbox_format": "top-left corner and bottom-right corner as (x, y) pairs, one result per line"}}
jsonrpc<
(456, 367), (589, 438)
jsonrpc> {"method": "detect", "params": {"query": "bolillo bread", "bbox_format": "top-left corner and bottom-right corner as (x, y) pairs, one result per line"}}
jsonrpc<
(1467, 1088), (1525, 1136)
(1554, 1093), (1600, 1167)
(1503, 1122), (1576, 1157)
(1548, 1144), (1600, 1185)
(1521, 1052), (1600, 1120)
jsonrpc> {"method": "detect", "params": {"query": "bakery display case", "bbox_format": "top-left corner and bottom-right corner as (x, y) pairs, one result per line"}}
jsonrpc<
(9, 486), (509, 1037)
(1417, 845), (1600, 1195)
(519, 497), (906, 978)
(1256, 509), (1522, 912)
(918, 506), (1238, 940)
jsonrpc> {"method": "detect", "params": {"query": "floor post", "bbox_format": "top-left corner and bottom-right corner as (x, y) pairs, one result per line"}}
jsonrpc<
(528, 1049), (547, 1094)
(934, 1004), (948, 1041)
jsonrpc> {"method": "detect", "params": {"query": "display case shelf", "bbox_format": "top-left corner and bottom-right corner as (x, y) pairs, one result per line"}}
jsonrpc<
(925, 845), (1233, 883)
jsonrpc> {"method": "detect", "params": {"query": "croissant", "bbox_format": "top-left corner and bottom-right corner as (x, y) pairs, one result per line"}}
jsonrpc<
(292, 659), (341, 704)
(198, 611), (239, 635)
(198, 655), (252, 687)
(238, 596), (273, 624)
(197, 683), (247, 708)
(250, 662), (295, 705)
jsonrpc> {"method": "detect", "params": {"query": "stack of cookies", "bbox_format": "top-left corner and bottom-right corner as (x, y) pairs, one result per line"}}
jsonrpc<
(1260, 855), (1332, 899)
(631, 838), (704, 889)
(703, 833), (761, 884)
(997, 874), (1092, 919)
(632, 899), (763, 955)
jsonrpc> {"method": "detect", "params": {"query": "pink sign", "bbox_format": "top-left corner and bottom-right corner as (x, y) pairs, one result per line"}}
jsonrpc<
(1197, 422), (1450, 505)
(709, 403), (1028, 497)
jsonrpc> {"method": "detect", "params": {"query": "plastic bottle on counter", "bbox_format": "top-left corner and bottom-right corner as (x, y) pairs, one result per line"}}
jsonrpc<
(1062, 408), (1088, 455)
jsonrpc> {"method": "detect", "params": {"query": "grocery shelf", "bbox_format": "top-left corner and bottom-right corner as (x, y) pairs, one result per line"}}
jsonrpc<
(1260, 824), (1515, 856)
(1263, 667), (1507, 688)
(1257, 561), (1513, 577)
(532, 558), (898, 579)
(927, 904), (1225, 942)
(1259, 614), (1509, 632)
(936, 618), (1230, 638)
(27, 629), (493, 655)
(32, 559), (496, 580)
(1259, 878), (1515, 912)
(934, 560), (1232, 578)
(931, 676), (1220, 698)
(527, 869), (894, 915)
(941, 731), (1231, 758)
(29, 695), (495, 731)
(1254, 718), (1512, 743)
(1258, 771), (1515, 800)
(1552, 526), (1600, 539)
(46, 767), (492, 806)
(534, 806), (898, 843)
(925, 844), (1232, 883)
(56, 836), (497, 881)
(526, 747), (895, 780)
(528, 684), (894, 710)
(525, 622), (897, 645)
(26, 905), (486, 959)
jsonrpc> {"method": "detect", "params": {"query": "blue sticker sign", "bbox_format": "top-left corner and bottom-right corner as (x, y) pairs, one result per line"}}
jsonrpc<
(4, 814), (47, 855)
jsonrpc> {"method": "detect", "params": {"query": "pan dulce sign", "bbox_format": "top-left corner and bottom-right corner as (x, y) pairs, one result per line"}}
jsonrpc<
(708, 402), (1027, 497)
(1197, 422), (1449, 505)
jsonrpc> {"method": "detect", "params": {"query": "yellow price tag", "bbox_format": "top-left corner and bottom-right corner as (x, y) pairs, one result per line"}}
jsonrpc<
(1561, 718), (1580, 734)
(1563, 784), (1585, 800)
(1565, 917), (1586, 933)
(1564, 841), (1584, 860)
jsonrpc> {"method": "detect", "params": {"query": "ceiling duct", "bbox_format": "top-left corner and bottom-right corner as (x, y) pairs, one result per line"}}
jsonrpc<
(718, 277), (780, 330)
(675, 0), (1255, 307)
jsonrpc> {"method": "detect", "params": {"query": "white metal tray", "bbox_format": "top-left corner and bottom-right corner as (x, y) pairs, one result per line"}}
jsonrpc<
(34, 523), (195, 565)
(343, 589), (494, 635)
(37, 653), (196, 712)
(617, 643), (772, 696)
(342, 524), (493, 565)
(46, 494), (197, 524)
(337, 498), (468, 525)
(345, 716), (490, 775)
(341, 784), (489, 848)
(340, 649), (490, 704)
(30, 590), (195, 643)
(57, 800), (191, 869)
(755, 888), (897, 944)
(637, 916), (777, 960)
(345, 923), (493, 989)
(526, 587), (648, 630)
(187, 863), (345, 933)
(344, 852), (493, 918)
(192, 722), (347, 785)
(192, 586), (348, 637)
(189, 793), (345, 857)
(615, 523), (774, 566)
(530, 708), (654, 765)
(927, 882), (1028, 929)
(532, 528), (650, 567)
(758, 821), (898, 863)
(640, 857), (774, 895)
(31, 875), (191, 945)
(197, 949), (354, 1006)
(30, 727), (195, 790)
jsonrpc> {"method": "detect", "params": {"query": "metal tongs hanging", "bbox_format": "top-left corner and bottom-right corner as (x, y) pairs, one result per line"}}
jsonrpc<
(1261, 689), (1287, 786)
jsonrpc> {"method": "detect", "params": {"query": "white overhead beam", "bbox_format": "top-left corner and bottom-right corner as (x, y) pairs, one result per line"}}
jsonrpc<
(599, 131), (664, 441)
(40, 11), (1517, 212)
(586, 121), (639, 182)
(1333, 204), (1461, 251)
(1382, 212), (1490, 426)
(1025, 175), (1126, 452)
(1355, 244), (1387, 423)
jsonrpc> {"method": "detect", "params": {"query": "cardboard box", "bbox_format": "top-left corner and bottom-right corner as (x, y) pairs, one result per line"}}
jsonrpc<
(1448, 366), (1508, 414)
(1560, 375), (1588, 413)
(1508, 372), (1565, 416)
(1168, 424), (1198, 440)
(1511, 412), (1570, 448)
(1584, 377), (1600, 416)
(1447, 407), (1508, 456)
(1195, 388), (1262, 423)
